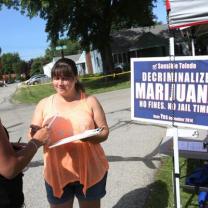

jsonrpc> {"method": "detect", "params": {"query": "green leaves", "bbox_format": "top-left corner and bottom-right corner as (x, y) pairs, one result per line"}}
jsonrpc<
(1, 53), (21, 74)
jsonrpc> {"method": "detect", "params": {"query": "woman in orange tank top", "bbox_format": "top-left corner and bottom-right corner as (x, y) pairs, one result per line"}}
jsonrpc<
(30, 58), (109, 208)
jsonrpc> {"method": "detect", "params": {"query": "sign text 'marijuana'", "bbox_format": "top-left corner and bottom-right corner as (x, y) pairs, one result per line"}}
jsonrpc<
(131, 56), (208, 129)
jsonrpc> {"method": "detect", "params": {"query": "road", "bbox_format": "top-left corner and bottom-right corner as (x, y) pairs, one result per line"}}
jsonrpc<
(0, 83), (166, 208)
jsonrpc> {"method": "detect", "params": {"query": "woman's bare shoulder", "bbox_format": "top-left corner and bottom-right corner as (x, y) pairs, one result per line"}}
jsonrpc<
(85, 94), (99, 105)
(36, 94), (54, 109)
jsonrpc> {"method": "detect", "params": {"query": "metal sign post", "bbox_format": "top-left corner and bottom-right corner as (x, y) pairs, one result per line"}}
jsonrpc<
(169, 36), (181, 208)
(172, 127), (181, 208)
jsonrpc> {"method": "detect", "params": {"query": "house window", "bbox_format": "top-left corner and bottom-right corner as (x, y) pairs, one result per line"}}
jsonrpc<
(122, 53), (127, 63)
(96, 57), (100, 67)
(113, 54), (118, 63)
(118, 54), (122, 63)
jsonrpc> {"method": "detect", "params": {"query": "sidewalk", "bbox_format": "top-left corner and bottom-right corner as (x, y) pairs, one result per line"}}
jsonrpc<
(0, 83), (17, 104)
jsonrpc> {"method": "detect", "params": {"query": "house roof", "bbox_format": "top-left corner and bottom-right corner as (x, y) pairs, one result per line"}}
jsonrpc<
(111, 24), (169, 53)
(53, 54), (82, 63)
(130, 32), (169, 50)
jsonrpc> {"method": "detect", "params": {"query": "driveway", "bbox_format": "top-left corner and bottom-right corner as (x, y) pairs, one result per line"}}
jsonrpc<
(0, 83), (166, 208)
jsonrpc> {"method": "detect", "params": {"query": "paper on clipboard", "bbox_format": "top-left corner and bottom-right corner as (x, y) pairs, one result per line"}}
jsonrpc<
(49, 128), (102, 148)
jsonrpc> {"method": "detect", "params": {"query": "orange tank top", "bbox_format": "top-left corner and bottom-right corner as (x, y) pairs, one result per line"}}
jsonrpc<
(42, 94), (109, 198)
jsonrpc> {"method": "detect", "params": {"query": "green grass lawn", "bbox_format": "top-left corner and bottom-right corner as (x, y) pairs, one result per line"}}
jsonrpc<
(12, 73), (130, 104)
(145, 156), (203, 208)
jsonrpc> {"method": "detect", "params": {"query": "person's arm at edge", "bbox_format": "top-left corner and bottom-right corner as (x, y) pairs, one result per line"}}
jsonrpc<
(84, 95), (109, 144)
(0, 121), (48, 179)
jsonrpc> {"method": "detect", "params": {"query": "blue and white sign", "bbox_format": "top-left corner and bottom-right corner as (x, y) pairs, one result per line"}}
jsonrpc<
(131, 56), (208, 130)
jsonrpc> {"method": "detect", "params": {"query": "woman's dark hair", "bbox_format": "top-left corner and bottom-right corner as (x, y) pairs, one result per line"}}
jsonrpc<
(51, 58), (85, 92)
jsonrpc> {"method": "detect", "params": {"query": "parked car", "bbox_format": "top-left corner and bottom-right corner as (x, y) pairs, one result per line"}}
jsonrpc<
(0, 80), (4, 87)
(25, 74), (51, 85)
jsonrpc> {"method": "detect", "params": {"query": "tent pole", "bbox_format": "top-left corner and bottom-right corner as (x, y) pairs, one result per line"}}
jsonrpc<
(169, 36), (181, 208)
(169, 37), (175, 56)
(191, 38), (196, 56)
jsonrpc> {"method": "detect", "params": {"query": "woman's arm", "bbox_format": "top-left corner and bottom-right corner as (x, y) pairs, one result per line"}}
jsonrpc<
(84, 95), (109, 144)
(0, 121), (49, 179)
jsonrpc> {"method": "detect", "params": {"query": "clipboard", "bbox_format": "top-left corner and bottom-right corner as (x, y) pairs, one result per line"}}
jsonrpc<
(49, 128), (103, 148)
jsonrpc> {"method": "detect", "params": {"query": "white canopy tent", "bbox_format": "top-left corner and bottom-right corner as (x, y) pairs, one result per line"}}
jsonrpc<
(167, 0), (208, 29)
(167, 0), (208, 56)
(165, 1), (208, 207)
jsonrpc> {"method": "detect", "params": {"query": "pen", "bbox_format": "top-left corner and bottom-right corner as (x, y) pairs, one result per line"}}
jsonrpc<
(97, 127), (104, 132)
(18, 137), (22, 143)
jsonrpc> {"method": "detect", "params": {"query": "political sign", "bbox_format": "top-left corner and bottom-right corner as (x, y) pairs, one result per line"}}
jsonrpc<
(131, 56), (208, 130)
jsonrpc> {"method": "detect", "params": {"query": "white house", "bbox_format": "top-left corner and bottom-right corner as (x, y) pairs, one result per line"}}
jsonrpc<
(43, 50), (103, 77)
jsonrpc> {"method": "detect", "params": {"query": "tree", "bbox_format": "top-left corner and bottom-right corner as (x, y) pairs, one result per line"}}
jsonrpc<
(45, 39), (81, 60)
(1, 0), (156, 74)
(1, 53), (21, 74)
(30, 58), (44, 76)
(13, 60), (28, 75)
(62, 39), (81, 56)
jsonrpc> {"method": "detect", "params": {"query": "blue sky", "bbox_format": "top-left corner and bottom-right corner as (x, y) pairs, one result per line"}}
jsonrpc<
(154, 0), (167, 24)
(0, 1), (167, 61)
(0, 7), (48, 61)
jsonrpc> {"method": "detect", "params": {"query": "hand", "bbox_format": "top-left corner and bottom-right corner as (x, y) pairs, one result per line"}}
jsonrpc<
(30, 124), (41, 137)
(11, 142), (27, 151)
(32, 127), (49, 146)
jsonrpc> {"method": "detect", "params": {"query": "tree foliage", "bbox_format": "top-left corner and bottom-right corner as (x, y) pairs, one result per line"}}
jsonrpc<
(1, 0), (156, 73)
(45, 39), (81, 60)
(1, 53), (21, 74)
(61, 39), (81, 56)
(12, 60), (28, 74)
(30, 58), (44, 76)
(0, 52), (31, 79)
